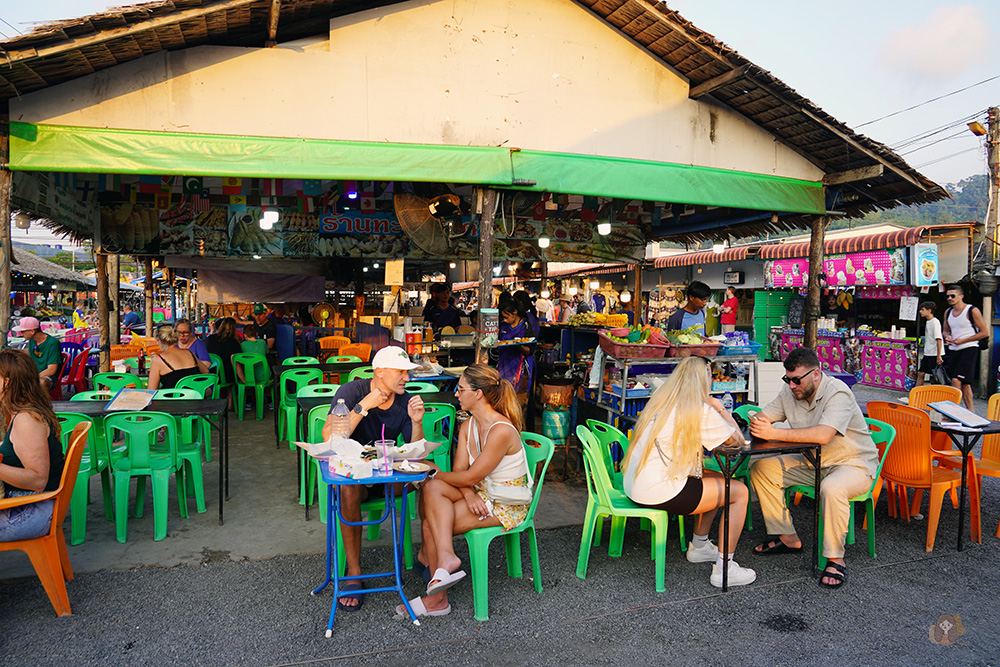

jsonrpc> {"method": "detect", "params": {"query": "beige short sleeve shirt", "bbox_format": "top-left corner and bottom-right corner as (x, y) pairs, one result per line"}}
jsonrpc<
(762, 374), (877, 477)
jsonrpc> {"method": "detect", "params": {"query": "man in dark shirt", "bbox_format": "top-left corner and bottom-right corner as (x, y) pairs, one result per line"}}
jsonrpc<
(322, 346), (425, 610)
(253, 304), (278, 353)
(421, 283), (464, 332)
(121, 303), (141, 329)
(14, 317), (62, 389)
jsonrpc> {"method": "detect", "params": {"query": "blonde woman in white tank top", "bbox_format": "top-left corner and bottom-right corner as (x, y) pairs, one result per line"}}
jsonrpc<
(399, 364), (530, 619)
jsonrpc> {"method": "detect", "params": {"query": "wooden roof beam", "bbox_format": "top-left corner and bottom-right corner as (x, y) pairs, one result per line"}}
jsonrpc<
(689, 65), (750, 99)
(266, 0), (281, 47)
(0, 0), (260, 67)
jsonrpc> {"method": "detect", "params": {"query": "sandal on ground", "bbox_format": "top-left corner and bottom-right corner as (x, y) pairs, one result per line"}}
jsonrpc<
(395, 596), (452, 619)
(413, 559), (433, 584)
(753, 537), (803, 555)
(818, 562), (847, 589)
(426, 567), (467, 596)
(336, 581), (365, 612)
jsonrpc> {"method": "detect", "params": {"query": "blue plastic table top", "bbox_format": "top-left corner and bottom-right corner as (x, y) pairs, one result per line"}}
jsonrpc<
(320, 465), (426, 486)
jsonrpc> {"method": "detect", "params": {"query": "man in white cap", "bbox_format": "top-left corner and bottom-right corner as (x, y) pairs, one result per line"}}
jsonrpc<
(322, 345), (426, 611)
(14, 317), (62, 389)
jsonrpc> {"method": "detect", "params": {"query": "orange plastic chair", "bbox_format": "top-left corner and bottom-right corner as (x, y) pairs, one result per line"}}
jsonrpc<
(908, 385), (962, 410)
(340, 343), (372, 362)
(0, 421), (90, 616)
(110, 344), (143, 363)
(941, 393), (1000, 538)
(317, 335), (351, 361)
(907, 384), (964, 510)
(867, 401), (980, 551)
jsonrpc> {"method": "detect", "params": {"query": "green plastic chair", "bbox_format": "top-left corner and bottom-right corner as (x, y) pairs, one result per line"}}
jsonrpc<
(283, 356), (320, 366)
(104, 411), (185, 542)
(55, 413), (113, 546)
(423, 403), (457, 472)
(152, 389), (208, 514)
(462, 431), (554, 622)
(585, 420), (628, 489)
(785, 417), (896, 570)
(328, 355), (362, 363)
(92, 372), (140, 393)
(174, 374), (220, 462)
(296, 384), (340, 503)
(277, 367), (323, 446)
(348, 366), (374, 382)
(576, 426), (684, 593)
(121, 357), (140, 369)
(404, 381), (437, 394)
(231, 353), (272, 421)
(701, 403), (760, 530)
(70, 391), (114, 402)
(208, 352), (233, 397)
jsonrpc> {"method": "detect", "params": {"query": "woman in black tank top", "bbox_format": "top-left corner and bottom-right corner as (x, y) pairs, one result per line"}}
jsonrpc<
(148, 324), (203, 390)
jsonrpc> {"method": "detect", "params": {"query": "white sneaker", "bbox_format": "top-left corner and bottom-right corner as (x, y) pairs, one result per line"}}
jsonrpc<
(686, 539), (718, 563)
(710, 560), (757, 588)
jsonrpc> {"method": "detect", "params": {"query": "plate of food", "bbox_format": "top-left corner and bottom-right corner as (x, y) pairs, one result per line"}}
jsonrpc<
(393, 460), (431, 473)
(497, 337), (536, 346)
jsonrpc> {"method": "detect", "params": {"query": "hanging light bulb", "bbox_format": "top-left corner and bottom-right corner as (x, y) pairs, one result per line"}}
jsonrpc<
(713, 241), (726, 254)
(589, 280), (600, 289)
(597, 221), (611, 236)
(568, 285), (578, 296)
(449, 262), (457, 269)
(538, 236), (551, 248)
(620, 290), (631, 303)
(540, 289), (550, 299)
(373, 262), (379, 269)
(13, 212), (31, 229)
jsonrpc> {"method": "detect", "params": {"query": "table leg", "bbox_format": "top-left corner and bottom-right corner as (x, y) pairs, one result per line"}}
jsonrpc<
(217, 413), (224, 525)
(224, 408), (230, 501)
(392, 486), (419, 625)
(722, 463), (731, 592)
(812, 448), (821, 572)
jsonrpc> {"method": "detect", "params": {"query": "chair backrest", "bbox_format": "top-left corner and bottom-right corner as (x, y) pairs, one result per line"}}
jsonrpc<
(60, 341), (84, 359)
(424, 403), (457, 471)
(348, 366), (375, 382)
(110, 344), (143, 362)
(577, 425), (618, 508)
(104, 412), (177, 470)
(318, 335), (351, 351)
(71, 391), (114, 402)
(405, 381), (437, 394)
(93, 372), (139, 392)
(65, 349), (91, 383)
(908, 385), (962, 410)
(585, 419), (628, 475)
(283, 356), (320, 366)
(276, 324), (295, 361)
(340, 343), (372, 362)
(49, 421), (91, 536)
(232, 353), (270, 385)
(864, 417), (896, 494)
(733, 404), (762, 421)
(55, 413), (101, 474)
(520, 432), (555, 520)
(175, 374), (219, 399)
(297, 384), (341, 400)
(327, 355), (362, 363)
(866, 401), (934, 487)
(207, 353), (228, 384)
(983, 393), (1000, 464)
(122, 357), (140, 369)
(308, 404), (330, 442)
(59, 351), (72, 378)
(154, 388), (202, 400)
(279, 368), (323, 404)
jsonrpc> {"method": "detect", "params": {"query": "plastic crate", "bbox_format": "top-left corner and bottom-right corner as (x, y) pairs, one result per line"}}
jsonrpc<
(598, 332), (668, 360)
(719, 341), (764, 356)
(712, 380), (748, 392)
(603, 393), (650, 417)
(666, 340), (721, 358)
(610, 383), (651, 398)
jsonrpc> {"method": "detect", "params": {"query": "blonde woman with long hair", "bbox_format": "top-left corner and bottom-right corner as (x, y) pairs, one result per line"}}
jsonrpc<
(401, 364), (531, 618)
(622, 356), (755, 587)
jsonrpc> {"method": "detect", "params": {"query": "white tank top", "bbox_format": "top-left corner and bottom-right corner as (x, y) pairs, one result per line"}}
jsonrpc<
(947, 304), (978, 351)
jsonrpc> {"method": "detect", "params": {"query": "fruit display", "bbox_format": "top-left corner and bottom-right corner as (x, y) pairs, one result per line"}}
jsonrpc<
(567, 312), (630, 327)
(664, 326), (704, 346)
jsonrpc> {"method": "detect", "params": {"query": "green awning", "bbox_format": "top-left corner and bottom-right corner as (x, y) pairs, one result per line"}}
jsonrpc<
(9, 122), (825, 214)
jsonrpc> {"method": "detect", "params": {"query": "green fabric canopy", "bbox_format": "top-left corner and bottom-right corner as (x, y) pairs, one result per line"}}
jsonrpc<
(9, 122), (825, 214)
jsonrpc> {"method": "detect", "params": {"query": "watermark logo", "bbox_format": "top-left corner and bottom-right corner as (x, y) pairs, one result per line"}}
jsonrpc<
(929, 614), (965, 646)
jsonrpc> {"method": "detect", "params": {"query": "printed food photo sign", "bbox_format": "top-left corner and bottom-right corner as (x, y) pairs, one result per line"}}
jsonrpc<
(911, 243), (938, 287)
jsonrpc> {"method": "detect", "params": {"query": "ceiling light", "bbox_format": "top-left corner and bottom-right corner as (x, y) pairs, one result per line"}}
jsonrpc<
(449, 262), (457, 269)
(38, 280), (44, 285)
(568, 286), (578, 296)
(713, 242), (726, 254)
(493, 265), (502, 275)
(252, 254), (261, 259)
(261, 208), (279, 225)
(597, 222), (611, 236)
(51, 284), (58, 290)
(540, 289), (550, 299)
(538, 236), (550, 248)
(620, 290), (631, 303)
(363, 267), (369, 272)
(589, 280), (600, 289)
(373, 262), (379, 269)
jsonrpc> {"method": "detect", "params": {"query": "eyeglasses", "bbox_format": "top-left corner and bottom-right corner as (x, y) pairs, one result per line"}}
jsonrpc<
(456, 386), (475, 393)
(946, 294), (957, 300)
(781, 368), (817, 386)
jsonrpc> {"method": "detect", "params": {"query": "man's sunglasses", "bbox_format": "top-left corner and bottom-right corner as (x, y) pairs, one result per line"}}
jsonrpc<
(781, 368), (817, 386)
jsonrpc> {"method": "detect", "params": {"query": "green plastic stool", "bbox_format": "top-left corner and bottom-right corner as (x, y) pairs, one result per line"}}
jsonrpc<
(423, 403), (457, 472)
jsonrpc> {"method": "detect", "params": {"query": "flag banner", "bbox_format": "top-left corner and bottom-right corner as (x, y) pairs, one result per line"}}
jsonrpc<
(98, 174), (122, 192)
(262, 178), (283, 196)
(129, 184), (138, 204)
(222, 177), (243, 195)
(360, 191), (376, 213)
(155, 191), (171, 210)
(182, 176), (204, 195)
(75, 179), (94, 202)
(52, 173), (76, 189)
(139, 175), (162, 193)
(302, 179), (322, 196)
(191, 195), (211, 212)
(297, 191), (315, 213)
(161, 175), (177, 187)
(532, 200), (546, 221)
(230, 195), (247, 206)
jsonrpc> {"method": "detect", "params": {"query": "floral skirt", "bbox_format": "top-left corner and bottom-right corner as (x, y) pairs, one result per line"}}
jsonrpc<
(474, 475), (530, 531)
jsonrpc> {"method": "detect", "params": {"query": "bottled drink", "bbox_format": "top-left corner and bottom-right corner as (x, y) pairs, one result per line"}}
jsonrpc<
(722, 392), (734, 412)
(330, 399), (351, 440)
(138, 354), (146, 375)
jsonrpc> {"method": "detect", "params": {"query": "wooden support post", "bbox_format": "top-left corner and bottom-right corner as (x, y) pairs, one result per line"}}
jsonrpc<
(475, 188), (497, 364)
(0, 101), (11, 348)
(96, 253), (111, 371)
(108, 254), (120, 344)
(634, 265), (643, 324)
(804, 215), (828, 349)
(144, 257), (154, 333)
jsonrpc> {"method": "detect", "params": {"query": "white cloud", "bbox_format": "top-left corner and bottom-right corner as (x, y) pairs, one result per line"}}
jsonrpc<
(877, 6), (991, 81)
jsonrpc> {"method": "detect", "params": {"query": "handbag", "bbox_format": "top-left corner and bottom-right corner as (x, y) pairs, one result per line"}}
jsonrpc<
(933, 363), (951, 386)
(471, 421), (535, 506)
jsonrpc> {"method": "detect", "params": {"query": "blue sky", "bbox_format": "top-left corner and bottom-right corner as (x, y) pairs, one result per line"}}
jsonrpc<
(2, 0), (998, 190)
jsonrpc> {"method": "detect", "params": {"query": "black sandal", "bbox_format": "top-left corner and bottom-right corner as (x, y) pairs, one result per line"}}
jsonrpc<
(753, 537), (803, 555)
(818, 562), (847, 589)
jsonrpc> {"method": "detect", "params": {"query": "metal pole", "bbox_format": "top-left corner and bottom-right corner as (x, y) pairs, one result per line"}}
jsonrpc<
(983, 107), (1000, 398)
(475, 188), (496, 364)
(96, 253), (111, 371)
(144, 257), (154, 332)
(0, 101), (11, 348)
(805, 215), (828, 349)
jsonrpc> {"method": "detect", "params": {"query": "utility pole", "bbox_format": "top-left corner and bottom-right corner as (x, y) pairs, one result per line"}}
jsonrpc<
(988, 107), (999, 262)
(980, 107), (1000, 399)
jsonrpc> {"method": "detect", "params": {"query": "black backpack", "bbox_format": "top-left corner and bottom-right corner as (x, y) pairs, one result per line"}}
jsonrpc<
(948, 305), (989, 350)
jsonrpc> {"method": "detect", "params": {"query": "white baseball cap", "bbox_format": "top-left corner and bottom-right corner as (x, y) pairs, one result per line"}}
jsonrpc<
(371, 346), (420, 371)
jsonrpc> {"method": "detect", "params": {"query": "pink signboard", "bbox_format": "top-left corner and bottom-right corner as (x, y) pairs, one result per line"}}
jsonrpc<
(855, 285), (914, 299)
(859, 336), (917, 391)
(765, 248), (907, 288)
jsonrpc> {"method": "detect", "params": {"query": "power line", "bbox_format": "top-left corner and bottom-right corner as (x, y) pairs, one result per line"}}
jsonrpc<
(899, 129), (975, 156)
(0, 16), (21, 35)
(857, 75), (1000, 128)
(891, 111), (984, 150)
(914, 147), (982, 169)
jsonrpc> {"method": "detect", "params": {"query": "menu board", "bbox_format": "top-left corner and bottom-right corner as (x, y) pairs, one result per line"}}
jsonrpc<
(911, 244), (939, 287)
(859, 337), (917, 391)
(764, 248), (908, 288)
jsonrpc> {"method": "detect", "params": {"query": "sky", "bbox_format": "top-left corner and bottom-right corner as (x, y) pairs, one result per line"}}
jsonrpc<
(3, 0), (999, 242)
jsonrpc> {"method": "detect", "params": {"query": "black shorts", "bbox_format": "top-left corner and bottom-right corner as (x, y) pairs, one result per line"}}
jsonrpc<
(946, 347), (978, 385)
(918, 355), (940, 374)
(637, 477), (704, 515)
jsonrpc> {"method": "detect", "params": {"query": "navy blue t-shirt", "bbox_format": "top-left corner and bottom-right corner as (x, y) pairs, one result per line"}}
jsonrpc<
(330, 379), (414, 446)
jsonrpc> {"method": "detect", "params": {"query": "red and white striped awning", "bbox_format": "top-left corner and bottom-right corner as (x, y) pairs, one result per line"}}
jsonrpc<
(756, 227), (929, 260)
(653, 247), (749, 268)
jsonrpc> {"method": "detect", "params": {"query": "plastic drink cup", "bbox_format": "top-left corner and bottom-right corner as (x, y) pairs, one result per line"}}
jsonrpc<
(375, 439), (394, 474)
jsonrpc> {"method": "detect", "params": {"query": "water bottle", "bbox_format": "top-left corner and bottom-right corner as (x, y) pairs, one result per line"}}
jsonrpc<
(722, 391), (734, 412)
(330, 399), (351, 440)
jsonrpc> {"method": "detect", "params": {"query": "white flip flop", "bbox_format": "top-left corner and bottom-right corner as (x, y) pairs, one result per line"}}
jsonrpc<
(426, 567), (467, 596)
(395, 596), (452, 618)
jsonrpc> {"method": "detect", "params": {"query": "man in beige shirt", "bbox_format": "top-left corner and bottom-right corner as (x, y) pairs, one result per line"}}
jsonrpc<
(749, 347), (877, 589)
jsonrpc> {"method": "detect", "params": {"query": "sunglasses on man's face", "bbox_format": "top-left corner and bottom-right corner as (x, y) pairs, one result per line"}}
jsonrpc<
(781, 368), (817, 386)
